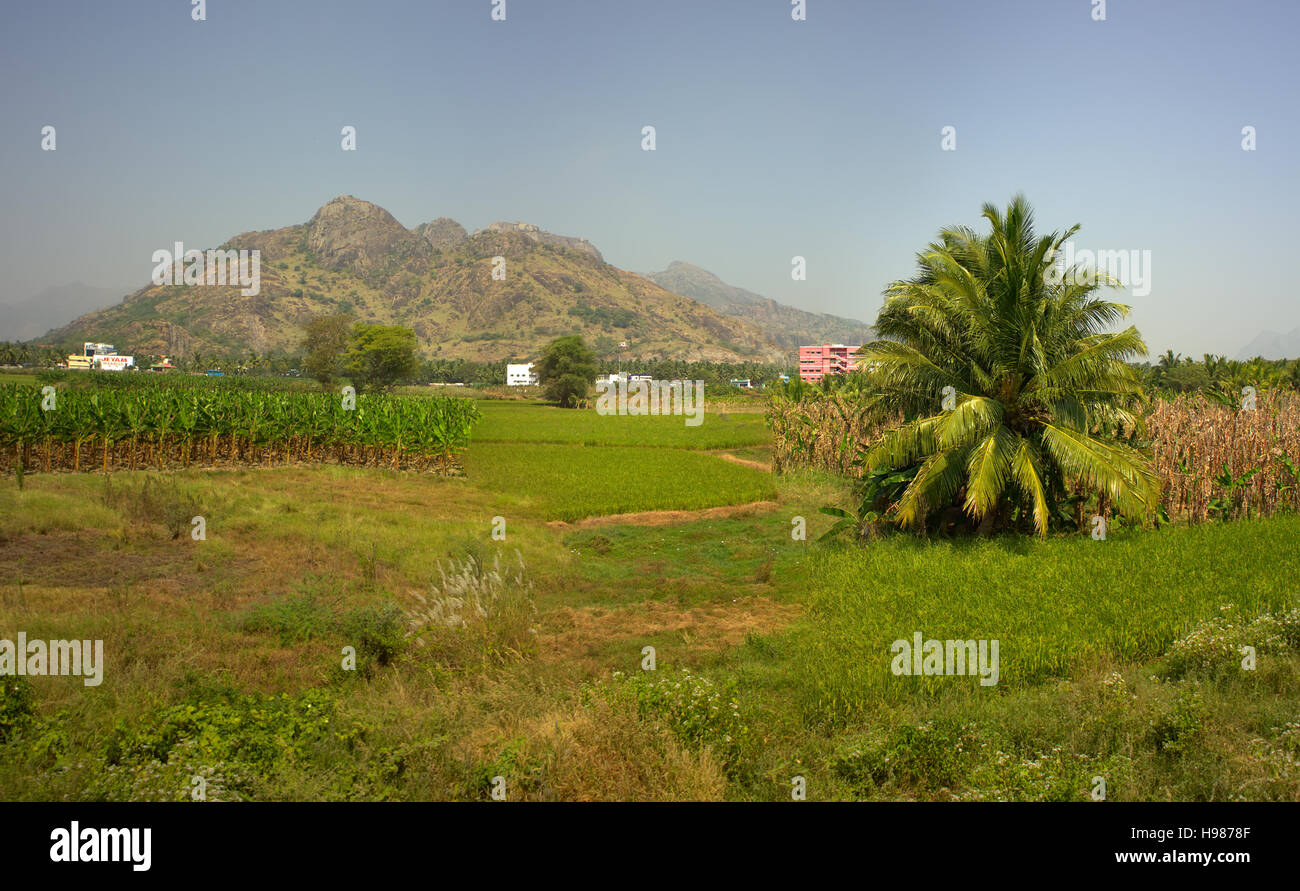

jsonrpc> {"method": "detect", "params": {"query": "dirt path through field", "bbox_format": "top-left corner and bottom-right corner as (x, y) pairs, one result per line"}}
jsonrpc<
(715, 453), (772, 472)
(548, 499), (780, 529)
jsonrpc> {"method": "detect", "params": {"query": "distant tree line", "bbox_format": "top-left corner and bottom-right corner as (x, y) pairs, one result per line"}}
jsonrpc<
(771, 352), (1300, 404)
(4, 333), (799, 392)
(1136, 352), (1300, 395)
(16, 329), (1300, 402)
(0, 342), (64, 368)
(418, 357), (507, 384)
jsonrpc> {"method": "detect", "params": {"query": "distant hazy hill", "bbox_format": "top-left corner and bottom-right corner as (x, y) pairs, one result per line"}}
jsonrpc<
(644, 261), (873, 354)
(1, 282), (127, 342)
(1236, 327), (1300, 360)
(42, 196), (785, 363)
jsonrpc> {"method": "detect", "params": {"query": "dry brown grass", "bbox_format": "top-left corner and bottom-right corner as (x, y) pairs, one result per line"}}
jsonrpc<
(1148, 389), (1300, 521)
(537, 596), (801, 674)
(504, 698), (728, 801)
(766, 396), (900, 476)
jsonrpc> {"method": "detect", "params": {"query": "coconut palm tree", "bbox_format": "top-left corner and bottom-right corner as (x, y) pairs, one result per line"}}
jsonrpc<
(857, 195), (1161, 536)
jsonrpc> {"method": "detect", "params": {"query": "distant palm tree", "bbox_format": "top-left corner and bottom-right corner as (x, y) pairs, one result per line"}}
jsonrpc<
(858, 195), (1160, 536)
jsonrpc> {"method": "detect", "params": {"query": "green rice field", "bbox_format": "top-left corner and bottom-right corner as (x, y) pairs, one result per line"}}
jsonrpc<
(464, 441), (776, 521)
(471, 400), (770, 449)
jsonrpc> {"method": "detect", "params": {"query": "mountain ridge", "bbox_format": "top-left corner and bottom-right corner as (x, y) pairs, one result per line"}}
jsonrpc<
(1236, 326), (1300, 361)
(43, 196), (787, 364)
(643, 260), (873, 352)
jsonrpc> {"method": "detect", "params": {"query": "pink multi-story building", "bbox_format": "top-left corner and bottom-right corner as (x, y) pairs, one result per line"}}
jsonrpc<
(798, 343), (861, 383)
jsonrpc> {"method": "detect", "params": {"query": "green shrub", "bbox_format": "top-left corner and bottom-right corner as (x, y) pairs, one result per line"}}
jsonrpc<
(94, 689), (338, 800)
(1161, 606), (1300, 679)
(832, 720), (978, 793)
(240, 592), (337, 645)
(0, 677), (35, 743)
(963, 747), (1130, 802)
(1149, 688), (1206, 756)
(614, 669), (752, 774)
(340, 603), (406, 670)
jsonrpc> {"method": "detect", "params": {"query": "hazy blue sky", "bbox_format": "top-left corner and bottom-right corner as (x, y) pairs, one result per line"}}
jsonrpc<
(1, 0), (1296, 355)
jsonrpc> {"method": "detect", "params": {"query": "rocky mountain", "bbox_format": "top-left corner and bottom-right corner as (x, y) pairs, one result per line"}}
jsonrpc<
(644, 261), (874, 354)
(1, 282), (128, 342)
(43, 196), (785, 364)
(414, 218), (468, 251)
(482, 221), (602, 262)
(1236, 326), (1300, 360)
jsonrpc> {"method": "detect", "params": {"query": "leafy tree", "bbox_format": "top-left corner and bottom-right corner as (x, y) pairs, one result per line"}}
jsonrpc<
(857, 195), (1161, 536)
(536, 335), (597, 407)
(1162, 363), (1211, 393)
(301, 314), (354, 386)
(343, 323), (419, 392)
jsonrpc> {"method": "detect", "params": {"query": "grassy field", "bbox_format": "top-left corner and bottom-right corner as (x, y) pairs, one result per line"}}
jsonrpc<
(779, 519), (1300, 715)
(471, 400), (770, 449)
(0, 370), (40, 386)
(2, 396), (1299, 802)
(464, 442), (775, 521)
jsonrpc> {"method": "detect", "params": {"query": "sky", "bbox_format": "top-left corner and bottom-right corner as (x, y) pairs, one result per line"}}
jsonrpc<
(1, 0), (1297, 357)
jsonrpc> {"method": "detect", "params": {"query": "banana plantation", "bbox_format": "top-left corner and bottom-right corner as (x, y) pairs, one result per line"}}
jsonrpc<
(0, 382), (481, 475)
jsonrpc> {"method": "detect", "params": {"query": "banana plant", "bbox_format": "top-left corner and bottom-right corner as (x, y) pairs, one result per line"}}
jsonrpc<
(1207, 462), (1260, 520)
(1274, 452), (1300, 507)
(0, 380), (481, 476)
(819, 463), (921, 541)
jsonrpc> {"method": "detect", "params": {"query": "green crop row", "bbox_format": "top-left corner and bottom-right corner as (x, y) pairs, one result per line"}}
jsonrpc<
(0, 384), (481, 474)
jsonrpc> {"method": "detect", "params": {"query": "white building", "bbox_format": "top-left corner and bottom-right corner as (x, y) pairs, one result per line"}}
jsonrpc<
(96, 355), (135, 371)
(506, 362), (538, 386)
(68, 341), (133, 371)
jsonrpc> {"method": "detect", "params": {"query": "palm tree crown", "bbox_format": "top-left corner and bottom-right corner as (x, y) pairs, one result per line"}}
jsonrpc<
(858, 195), (1161, 536)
